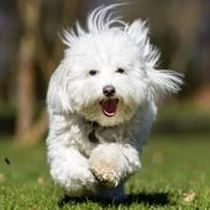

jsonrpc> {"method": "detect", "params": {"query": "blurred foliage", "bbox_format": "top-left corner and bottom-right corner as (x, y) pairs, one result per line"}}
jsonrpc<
(154, 102), (210, 134)
(0, 101), (209, 136)
(0, 0), (209, 140)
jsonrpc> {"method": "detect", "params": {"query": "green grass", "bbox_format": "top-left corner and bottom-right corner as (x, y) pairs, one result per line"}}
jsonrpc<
(0, 134), (210, 210)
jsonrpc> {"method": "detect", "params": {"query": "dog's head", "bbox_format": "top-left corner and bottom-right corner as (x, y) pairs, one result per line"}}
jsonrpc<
(47, 4), (183, 126)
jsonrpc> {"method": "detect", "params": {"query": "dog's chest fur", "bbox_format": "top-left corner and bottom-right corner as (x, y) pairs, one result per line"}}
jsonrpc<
(77, 119), (125, 157)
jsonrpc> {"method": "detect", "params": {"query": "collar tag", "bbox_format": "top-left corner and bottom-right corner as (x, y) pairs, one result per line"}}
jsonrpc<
(88, 130), (99, 143)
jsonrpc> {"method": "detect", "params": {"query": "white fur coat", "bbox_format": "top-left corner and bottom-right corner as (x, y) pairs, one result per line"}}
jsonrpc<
(46, 4), (182, 199)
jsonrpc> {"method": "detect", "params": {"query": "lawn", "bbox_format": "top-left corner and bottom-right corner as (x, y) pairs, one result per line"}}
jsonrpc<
(0, 134), (210, 210)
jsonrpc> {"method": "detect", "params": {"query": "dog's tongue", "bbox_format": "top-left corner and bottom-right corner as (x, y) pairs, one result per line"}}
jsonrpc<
(100, 99), (118, 117)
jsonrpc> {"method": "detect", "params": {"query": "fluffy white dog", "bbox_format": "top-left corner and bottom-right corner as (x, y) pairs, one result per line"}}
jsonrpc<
(46, 5), (182, 199)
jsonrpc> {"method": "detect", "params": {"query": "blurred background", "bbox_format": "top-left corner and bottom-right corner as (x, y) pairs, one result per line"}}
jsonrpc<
(0, 0), (210, 144)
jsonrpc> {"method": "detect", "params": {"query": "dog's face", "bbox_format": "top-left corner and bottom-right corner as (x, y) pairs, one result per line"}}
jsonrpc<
(47, 6), (182, 126)
(64, 31), (149, 126)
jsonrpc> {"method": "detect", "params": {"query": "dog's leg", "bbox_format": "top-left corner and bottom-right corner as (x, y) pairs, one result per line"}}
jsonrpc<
(89, 143), (141, 189)
(48, 145), (96, 197)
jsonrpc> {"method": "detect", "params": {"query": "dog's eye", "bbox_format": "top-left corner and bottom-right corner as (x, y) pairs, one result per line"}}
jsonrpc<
(89, 70), (98, 76)
(116, 68), (125, 74)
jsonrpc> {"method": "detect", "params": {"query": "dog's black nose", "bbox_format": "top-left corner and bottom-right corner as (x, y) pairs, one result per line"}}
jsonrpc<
(103, 85), (116, 97)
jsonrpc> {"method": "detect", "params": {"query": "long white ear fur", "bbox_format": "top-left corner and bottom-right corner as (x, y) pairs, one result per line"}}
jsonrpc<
(47, 66), (73, 114)
(147, 69), (183, 99)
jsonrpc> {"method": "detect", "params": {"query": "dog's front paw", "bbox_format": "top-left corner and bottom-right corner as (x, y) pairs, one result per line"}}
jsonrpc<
(90, 159), (120, 188)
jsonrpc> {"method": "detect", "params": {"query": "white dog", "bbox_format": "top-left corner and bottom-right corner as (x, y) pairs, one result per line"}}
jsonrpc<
(46, 5), (182, 199)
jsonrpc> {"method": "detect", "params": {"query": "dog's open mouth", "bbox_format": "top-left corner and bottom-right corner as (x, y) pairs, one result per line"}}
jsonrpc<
(100, 98), (119, 117)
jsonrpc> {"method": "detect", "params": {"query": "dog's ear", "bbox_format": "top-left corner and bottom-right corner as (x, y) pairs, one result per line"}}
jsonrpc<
(47, 65), (73, 114)
(126, 20), (162, 70)
(126, 19), (148, 46)
(147, 68), (183, 99)
(126, 20), (183, 99)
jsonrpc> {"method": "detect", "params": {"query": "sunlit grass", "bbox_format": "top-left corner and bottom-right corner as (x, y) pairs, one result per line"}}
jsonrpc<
(0, 134), (210, 209)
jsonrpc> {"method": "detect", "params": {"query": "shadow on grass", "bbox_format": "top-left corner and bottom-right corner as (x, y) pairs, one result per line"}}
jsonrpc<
(58, 192), (170, 208)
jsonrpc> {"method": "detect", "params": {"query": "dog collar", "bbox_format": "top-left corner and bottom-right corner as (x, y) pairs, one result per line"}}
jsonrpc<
(87, 121), (99, 143)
